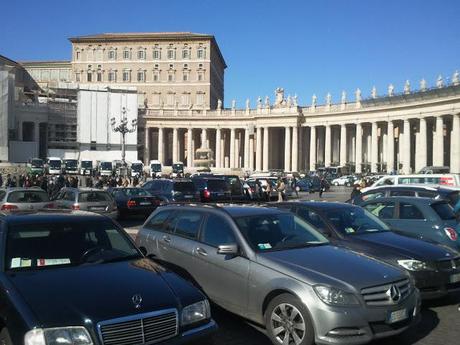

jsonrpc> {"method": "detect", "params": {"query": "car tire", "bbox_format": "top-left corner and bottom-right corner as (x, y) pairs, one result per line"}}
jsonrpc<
(265, 293), (314, 345)
(334, 182), (339, 186)
(0, 328), (12, 345)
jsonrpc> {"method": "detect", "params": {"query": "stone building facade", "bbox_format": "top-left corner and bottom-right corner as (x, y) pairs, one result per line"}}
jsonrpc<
(69, 32), (226, 109)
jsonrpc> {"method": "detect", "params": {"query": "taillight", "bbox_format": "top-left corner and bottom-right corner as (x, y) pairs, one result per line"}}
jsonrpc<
(444, 227), (458, 241)
(1, 204), (18, 211)
(72, 204), (80, 210)
(203, 189), (211, 199)
(44, 203), (55, 209)
(152, 199), (160, 205)
(127, 200), (136, 208)
(440, 177), (454, 186)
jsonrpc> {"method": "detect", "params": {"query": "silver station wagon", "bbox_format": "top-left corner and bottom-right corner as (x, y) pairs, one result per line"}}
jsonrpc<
(136, 204), (421, 345)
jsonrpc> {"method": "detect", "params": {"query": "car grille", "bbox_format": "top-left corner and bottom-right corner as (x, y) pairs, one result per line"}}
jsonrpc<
(361, 279), (411, 306)
(436, 257), (460, 271)
(98, 309), (178, 345)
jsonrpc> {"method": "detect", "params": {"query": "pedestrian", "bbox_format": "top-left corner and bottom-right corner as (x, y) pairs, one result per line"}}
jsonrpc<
(350, 183), (361, 201)
(291, 177), (299, 198)
(276, 178), (284, 202)
(0, 173), (3, 187)
(319, 177), (327, 198)
(265, 180), (272, 201)
(11, 176), (17, 187)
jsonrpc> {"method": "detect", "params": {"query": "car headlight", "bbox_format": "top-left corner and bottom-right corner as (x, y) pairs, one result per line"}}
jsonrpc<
(181, 300), (211, 326)
(397, 259), (433, 271)
(314, 285), (360, 306)
(25, 327), (93, 345)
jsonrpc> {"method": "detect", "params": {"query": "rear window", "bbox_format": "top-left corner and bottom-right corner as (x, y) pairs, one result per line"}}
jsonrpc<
(173, 182), (196, 193)
(431, 203), (456, 220)
(7, 191), (50, 203)
(446, 192), (460, 206)
(78, 192), (111, 202)
(207, 180), (228, 191)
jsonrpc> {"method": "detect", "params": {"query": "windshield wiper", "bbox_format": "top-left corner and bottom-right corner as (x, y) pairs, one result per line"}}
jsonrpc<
(278, 242), (329, 250)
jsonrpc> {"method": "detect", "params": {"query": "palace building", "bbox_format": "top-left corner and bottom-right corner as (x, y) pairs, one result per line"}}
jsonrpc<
(2, 32), (460, 175)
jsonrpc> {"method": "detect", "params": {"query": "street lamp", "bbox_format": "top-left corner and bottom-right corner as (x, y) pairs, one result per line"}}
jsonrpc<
(110, 107), (137, 175)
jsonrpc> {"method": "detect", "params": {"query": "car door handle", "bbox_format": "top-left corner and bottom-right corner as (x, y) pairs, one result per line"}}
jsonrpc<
(162, 235), (171, 244)
(196, 247), (208, 257)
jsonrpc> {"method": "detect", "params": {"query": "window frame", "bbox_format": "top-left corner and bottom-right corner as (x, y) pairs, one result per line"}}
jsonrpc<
(199, 213), (238, 248)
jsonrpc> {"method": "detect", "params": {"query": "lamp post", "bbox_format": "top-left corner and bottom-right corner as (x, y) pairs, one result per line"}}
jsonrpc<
(110, 107), (137, 176)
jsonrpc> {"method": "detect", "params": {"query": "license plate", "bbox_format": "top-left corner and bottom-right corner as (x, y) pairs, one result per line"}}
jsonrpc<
(184, 195), (194, 199)
(217, 193), (224, 197)
(90, 207), (105, 211)
(450, 273), (460, 283)
(388, 308), (408, 324)
(139, 202), (150, 206)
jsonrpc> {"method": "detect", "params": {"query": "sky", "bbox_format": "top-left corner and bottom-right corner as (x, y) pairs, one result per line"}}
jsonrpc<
(1, 0), (460, 107)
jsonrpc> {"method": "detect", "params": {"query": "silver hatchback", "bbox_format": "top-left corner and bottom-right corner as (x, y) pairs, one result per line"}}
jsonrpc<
(0, 187), (53, 211)
(136, 204), (421, 345)
(53, 188), (118, 219)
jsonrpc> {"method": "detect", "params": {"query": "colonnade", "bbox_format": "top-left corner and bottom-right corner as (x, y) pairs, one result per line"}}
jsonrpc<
(144, 112), (460, 174)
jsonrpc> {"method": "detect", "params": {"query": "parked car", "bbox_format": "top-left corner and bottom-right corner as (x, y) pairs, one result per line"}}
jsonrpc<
(362, 174), (460, 192)
(192, 177), (231, 202)
(273, 201), (460, 299)
(295, 178), (313, 192)
(331, 175), (357, 186)
(360, 197), (460, 251)
(80, 160), (93, 176)
(142, 179), (200, 202)
(137, 204), (420, 345)
(309, 176), (330, 192)
(53, 188), (118, 219)
(108, 187), (164, 218)
(0, 210), (216, 345)
(217, 175), (248, 201)
(0, 187), (53, 211)
(418, 166), (450, 174)
(351, 185), (460, 207)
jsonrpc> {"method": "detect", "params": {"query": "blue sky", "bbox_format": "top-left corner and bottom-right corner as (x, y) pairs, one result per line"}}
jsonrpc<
(1, 0), (459, 107)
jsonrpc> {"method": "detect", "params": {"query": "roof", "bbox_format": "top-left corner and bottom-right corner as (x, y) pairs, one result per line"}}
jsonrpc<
(68, 32), (227, 68)
(0, 54), (20, 67)
(359, 196), (446, 205)
(281, 201), (356, 210)
(0, 209), (106, 224)
(159, 203), (288, 217)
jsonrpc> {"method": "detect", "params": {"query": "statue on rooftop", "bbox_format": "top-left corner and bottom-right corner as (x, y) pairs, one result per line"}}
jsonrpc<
(231, 99), (236, 110)
(452, 71), (460, 86)
(341, 90), (347, 104)
(275, 87), (284, 105)
(257, 96), (262, 109)
(326, 92), (332, 106)
(217, 99), (222, 109)
(388, 84), (394, 97)
(264, 96), (270, 108)
(404, 80), (411, 94)
(287, 95), (292, 107)
(371, 86), (377, 99)
(245, 98), (250, 110)
(355, 88), (362, 102)
(293, 94), (298, 107)
(437, 75), (444, 88)
(420, 78), (427, 91)
(312, 94), (317, 107)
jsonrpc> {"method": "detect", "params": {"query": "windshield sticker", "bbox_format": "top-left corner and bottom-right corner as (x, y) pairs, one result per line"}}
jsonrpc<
(344, 227), (355, 234)
(258, 243), (272, 250)
(11, 258), (32, 268)
(37, 258), (71, 266)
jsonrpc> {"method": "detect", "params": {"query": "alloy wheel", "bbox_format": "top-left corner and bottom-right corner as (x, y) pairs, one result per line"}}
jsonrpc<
(270, 303), (306, 345)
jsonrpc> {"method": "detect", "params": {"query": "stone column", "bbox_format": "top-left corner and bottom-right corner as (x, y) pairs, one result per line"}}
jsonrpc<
(158, 127), (164, 164)
(187, 128), (193, 168)
(244, 128), (250, 169)
(451, 114), (460, 173)
(263, 127), (269, 171)
(235, 130), (241, 168)
(292, 126), (298, 171)
(144, 127), (150, 165)
(387, 121), (394, 172)
(284, 126), (291, 171)
(416, 118), (427, 172)
(371, 122), (378, 172)
(309, 126), (316, 171)
(325, 125), (331, 167)
(340, 124), (347, 166)
(201, 128), (208, 149)
(256, 127), (262, 171)
(215, 128), (221, 168)
(230, 128), (236, 168)
(433, 116), (444, 166)
(249, 134), (255, 170)
(355, 123), (362, 173)
(402, 119), (411, 174)
(172, 128), (178, 163)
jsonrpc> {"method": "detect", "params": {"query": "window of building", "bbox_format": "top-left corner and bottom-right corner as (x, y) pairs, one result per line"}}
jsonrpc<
(169, 64), (174, 70)
(183, 73), (189, 82)
(76, 51), (80, 60)
(181, 93), (190, 106)
(108, 49), (116, 60)
(123, 49), (131, 60)
(182, 49), (189, 59)
(198, 72), (204, 81)
(197, 47), (205, 59)
(167, 49), (175, 59)
(87, 72), (92, 82)
(138, 49), (145, 60)
(108, 71), (116, 82)
(97, 72), (102, 82)
(167, 93), (175, 106)
(123, 70), (131, 82)
(137, 71), (145, 82)
(154, 64), (159, 69)
(196, 92), (204, 105)
(153, 49), (161, 60)
(168, 73), (174, 82)
(75, 73), (81, 82)
(153, 71), (160, 82)
(198, 63), (203, 69)
(183, 63), (188, 69)
(152, 93), (161, 105)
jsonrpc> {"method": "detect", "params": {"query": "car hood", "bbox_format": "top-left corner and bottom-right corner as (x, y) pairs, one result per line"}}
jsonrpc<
(343, 232), (459, 261)
(257, 245), (406, 291)
(7, 259), (183, 328)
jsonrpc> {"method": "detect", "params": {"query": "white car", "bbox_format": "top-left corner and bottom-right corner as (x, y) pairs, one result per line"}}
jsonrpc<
(331, 175), (355, 186)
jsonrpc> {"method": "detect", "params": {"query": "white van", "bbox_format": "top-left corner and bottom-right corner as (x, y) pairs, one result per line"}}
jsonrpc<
(362, 174), (460, 192)
(47, 157), (62, 175)
(149, 160), (162, 178)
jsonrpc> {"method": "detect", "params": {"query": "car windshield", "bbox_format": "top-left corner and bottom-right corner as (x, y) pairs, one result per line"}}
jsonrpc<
(151, 164), (161, 172)
(173, 164), (183, 172)
(7, 190), (50, 203)
(325, 207), (390, 235)
(132, 163), (143, 171)
(101, 162), (112, 170)
(65, 160), (78, 168)
(173, 182), (195, 193)
(235, 213), (329, 252)
(6, 220), (140, 271)
(31, 159), (43, 168)
(79, 191), (111, 202)
(81, 161), (92, 168)
(206, 179), (228, 191)
(122, 188), (150, 196)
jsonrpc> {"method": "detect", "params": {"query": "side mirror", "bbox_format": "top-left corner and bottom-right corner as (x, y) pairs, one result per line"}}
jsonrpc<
(217, 244), (238, 255)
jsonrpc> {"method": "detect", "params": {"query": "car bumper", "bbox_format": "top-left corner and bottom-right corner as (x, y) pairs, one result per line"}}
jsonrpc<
(173, 319), (218, 344)
(312, 289), (420, 345)
(412, 269), (460, 299)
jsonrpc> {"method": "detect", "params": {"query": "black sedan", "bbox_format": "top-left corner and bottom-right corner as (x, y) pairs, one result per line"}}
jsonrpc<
(108, 187), (164, 218)
(0, 210), (216, 344)
(273, 201), (460, 299)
